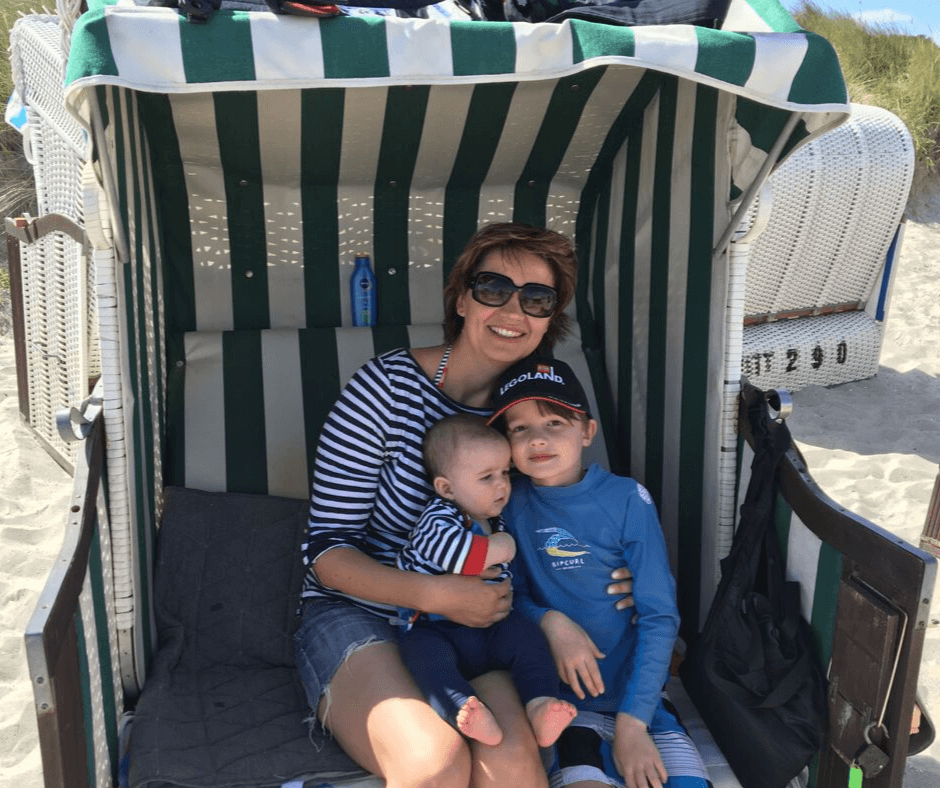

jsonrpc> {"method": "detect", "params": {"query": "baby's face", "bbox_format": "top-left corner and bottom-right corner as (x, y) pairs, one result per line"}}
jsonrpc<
(442, 439), (512, 521)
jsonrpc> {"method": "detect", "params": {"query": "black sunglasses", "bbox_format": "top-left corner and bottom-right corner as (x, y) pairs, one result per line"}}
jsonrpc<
(468, 271), (558, 318)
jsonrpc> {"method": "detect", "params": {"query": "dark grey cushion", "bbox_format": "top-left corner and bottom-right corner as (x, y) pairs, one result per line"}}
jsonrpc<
(129, 487), (367, 788)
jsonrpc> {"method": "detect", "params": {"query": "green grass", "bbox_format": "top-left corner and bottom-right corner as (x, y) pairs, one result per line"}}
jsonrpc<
(1, 0), (41, 221)
(795, 2), (940, 170)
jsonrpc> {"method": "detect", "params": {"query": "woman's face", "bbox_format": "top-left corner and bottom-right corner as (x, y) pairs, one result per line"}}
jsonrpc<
(455, 249), (555, 366)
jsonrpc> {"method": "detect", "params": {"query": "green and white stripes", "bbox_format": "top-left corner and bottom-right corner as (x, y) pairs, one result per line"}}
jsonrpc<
(68, 6), (846, 108)
(65, 4), (849, 207)
(174, 325), (609, 500)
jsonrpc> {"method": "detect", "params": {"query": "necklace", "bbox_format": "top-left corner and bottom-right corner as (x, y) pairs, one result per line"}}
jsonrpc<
(433, 344), (452, 389)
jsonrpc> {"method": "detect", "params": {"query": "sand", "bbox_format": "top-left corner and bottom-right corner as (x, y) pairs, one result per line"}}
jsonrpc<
(1, 194), (938, 788)
(787, 217), (940, 787)
(0, 336), (72, 788)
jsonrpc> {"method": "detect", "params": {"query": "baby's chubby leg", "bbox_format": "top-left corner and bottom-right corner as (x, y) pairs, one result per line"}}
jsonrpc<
(456, 696), (504, 745)
(525, 696), (577, 747)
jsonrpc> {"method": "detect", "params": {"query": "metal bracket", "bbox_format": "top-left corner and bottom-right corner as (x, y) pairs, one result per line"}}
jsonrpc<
(765, 388), (793, 422)
(56, 396), (103, 443)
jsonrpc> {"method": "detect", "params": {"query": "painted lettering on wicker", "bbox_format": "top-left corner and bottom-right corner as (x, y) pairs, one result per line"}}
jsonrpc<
(743, 341), (848, 378)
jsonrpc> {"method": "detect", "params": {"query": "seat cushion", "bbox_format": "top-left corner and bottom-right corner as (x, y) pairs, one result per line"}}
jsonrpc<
(129, 486), (370, 788)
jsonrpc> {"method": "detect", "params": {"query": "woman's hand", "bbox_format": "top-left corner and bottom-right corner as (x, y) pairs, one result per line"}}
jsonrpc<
(539, 610), (605, 699)
(613, 713), (667, 788)
(426, 574), (512, 628)
(607, 566), (635, 611)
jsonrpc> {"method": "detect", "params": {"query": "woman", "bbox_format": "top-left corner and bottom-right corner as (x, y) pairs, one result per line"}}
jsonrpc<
(295, 223), (633, 788)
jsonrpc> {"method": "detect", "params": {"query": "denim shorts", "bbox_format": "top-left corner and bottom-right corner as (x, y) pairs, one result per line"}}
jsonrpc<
(294, 598), (401, 717)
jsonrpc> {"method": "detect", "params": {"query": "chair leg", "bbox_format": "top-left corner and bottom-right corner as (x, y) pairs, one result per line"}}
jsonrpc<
(920, 466), (940, 559)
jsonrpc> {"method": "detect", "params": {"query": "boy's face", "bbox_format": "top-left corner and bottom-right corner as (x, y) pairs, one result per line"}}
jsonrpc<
(435, 438), (512, 521)
(504, 400), (597, 488)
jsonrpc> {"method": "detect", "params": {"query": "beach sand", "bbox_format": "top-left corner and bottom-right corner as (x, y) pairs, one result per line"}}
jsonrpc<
(1, 201), (938, 787)
(0, 335), (72, 788)
(788, 217), (940, 787)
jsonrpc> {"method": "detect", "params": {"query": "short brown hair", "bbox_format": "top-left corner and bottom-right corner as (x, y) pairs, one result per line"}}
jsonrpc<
(423, 414), (508, 480)
(442, 223), (578, 350)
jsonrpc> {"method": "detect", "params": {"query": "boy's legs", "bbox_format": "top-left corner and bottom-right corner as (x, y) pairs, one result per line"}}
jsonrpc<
(486, 610), (559, 704)
(550, 703), (713, 788)
(487, 611), (576, 746)
(398, 621), (503, 744)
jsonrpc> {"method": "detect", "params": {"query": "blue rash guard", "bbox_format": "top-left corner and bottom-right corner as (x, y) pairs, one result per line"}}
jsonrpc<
(505, 463), (679, 726)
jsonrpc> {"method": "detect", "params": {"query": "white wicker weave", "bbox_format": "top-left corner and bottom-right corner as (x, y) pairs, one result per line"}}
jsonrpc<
(741, 103), (913, 391)
(10, 15), (96, 470)
(742, 311), (884, 390)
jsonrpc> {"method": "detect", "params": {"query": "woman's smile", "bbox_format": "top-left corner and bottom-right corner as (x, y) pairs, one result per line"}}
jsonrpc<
(489, 325), (525, 339)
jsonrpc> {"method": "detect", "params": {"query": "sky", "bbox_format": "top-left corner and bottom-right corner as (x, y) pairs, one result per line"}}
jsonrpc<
(783, 1), (940, 45)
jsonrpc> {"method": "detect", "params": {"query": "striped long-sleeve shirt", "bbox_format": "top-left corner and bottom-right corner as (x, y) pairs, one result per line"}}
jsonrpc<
(301, 349), (491, 619)
(394, 498), (512, 629)
(397, 497), (512, 580)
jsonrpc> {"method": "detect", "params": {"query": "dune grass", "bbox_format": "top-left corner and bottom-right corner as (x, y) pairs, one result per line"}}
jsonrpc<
(794, 2), (940, 171)
(1, 0), (44, 303)
(0, 1), (938, 222)
(1, 0), (41, 225)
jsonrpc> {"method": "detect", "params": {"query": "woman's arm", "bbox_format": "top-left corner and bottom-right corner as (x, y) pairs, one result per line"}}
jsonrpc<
(316, 547), (512, 628)
(608, 566), (635, 610)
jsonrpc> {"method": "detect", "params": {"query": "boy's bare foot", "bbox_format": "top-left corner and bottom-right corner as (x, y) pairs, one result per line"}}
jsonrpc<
(526, 696), (577, 747)
(456, 696), (504, 745)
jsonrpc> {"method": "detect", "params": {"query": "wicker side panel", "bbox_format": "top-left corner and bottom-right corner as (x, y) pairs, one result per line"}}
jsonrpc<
(10, 15), (99, 468)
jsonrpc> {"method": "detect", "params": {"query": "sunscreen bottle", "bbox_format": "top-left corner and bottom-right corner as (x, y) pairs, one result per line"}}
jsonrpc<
(350, 253), (377, 327)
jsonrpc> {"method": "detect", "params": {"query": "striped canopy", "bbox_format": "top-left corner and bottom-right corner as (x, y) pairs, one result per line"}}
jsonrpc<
(65, 1), (849, 184)
(67, 1), (847, 104)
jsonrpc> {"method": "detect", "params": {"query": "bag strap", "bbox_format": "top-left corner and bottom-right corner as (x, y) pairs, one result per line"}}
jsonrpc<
(706, 649), (812, 710)
(698, 394), (792, 637)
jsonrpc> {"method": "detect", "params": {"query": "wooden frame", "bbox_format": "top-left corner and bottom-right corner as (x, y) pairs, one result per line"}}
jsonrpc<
(23, 410), (105, 788)
(739, 385), (937, 787)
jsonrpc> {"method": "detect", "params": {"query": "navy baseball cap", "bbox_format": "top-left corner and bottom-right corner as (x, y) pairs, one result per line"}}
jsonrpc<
(488, 356), (591, 424)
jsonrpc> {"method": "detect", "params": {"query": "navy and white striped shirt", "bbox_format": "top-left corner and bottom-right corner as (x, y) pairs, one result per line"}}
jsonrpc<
(302, 349), (492, 619)
(394, 498), (512, 629)
(397, 497), (512, 582)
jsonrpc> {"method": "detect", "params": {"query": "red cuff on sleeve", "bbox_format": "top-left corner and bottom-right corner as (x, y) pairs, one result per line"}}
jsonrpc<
(460, 534), (490, 576)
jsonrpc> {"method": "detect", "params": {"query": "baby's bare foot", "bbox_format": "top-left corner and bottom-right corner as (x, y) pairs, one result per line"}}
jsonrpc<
(526, 696), (577, 747)
(456, 696), (503, 745)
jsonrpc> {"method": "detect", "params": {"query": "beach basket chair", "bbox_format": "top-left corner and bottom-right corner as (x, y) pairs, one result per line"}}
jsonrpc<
(7, 14), (97, 472)
(740, 102), (914, 391)
(12, 1), (935, 787)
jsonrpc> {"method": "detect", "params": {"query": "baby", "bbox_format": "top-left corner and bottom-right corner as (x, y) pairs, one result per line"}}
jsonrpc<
(396, 413), (576, 746)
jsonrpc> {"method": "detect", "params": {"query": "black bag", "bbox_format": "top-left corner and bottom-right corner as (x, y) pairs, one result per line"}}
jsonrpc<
(680, 393), (827, 788)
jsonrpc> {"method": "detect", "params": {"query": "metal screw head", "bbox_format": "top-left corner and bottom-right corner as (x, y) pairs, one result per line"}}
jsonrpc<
(245, 270), (254, 279)
(387, 267), (397, 276)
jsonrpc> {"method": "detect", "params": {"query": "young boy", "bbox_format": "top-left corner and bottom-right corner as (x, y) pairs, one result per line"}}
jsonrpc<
(395, 414), (576, 747)
(489, 358), (711, 788)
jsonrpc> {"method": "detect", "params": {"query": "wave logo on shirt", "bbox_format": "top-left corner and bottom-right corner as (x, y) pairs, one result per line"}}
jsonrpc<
(537, 527), (590, 558)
